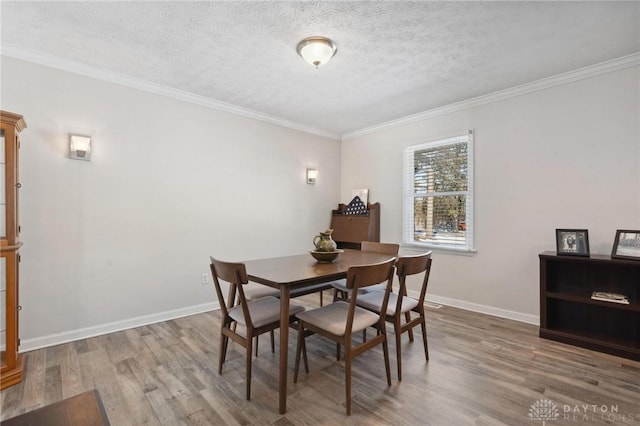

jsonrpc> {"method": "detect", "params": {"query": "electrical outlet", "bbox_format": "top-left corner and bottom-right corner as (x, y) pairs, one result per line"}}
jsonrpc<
(201, 273), (209, 285)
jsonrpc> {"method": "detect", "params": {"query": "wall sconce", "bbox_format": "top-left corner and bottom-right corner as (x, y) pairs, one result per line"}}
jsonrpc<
(306, 168), (318, 184)
(69, 134), (91, 161)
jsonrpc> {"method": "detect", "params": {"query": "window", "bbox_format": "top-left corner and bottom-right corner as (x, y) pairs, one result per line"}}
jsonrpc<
(402, 131), (474, 252)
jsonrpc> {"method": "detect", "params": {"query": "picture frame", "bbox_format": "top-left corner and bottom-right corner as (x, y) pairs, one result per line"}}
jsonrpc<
(556, 229), (590, 256)
(611, 229), (640, 260)
(351, 188), (369, 205)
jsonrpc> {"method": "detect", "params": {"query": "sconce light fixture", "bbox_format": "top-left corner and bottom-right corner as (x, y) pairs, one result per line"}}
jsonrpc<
(306, 168), (318, 184)
(69, 134), (91, 161)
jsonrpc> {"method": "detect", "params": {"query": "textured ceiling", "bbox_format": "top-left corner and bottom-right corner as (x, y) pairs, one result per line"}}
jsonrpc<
(1, 1), (639, 137)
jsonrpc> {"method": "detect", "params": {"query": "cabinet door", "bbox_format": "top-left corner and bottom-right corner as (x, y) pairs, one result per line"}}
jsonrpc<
(331, 215), (371, 243)
(0, 251), (18, 373)
(1, 254), (5, 367)
(0, 125), (18, 243)
(1, 127), (6, 239)
(0, 127), (5, 369)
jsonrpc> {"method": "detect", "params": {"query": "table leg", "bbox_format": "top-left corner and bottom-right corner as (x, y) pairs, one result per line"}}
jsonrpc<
(279, 286), (290, 414)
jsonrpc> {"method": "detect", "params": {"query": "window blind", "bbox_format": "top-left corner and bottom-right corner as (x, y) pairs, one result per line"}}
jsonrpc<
(402, 131), (474, 252)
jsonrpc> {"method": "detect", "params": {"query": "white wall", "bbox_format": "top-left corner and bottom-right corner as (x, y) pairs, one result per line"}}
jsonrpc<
(342, 67), (640, 320)
(2, 56), (637, 348)
(1, 57), (341, 348)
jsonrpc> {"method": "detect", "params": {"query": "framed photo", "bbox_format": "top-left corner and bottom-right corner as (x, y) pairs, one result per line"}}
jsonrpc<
(556, 229), (590, 256)
(611, 230), (640, 260)
(351, 188), (368, 205)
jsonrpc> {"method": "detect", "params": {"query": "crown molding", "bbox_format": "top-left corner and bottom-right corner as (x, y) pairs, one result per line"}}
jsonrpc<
(342, 52), (640, 141)
(2, 42), (637, 143)
(0, 43), (341, 141)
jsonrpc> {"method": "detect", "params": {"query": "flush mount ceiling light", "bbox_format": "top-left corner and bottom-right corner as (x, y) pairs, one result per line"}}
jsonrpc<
(296, 36), (337, 68)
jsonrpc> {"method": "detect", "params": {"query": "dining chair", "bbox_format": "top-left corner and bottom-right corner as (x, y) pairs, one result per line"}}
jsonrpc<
(235, 282), (279, 356)
(242, 282), (328, 353)
(355, 252), (432, 381)
(331, 241), (400, 301)
(293, 258), (396, 415)
(209, 256), (306, 400)
(242, 282), (332, 356)
(243, 282), (280, 300)
(287, 282), (334, 305)
(331, 241), (399, 360)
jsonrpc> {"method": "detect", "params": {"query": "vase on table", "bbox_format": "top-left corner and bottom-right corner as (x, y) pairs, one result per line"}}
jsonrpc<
(313, 229), (337, 252)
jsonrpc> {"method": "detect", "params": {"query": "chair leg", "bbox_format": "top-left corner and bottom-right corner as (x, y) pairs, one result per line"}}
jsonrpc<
(394, 317), (403, 381)
(336, 342), (341, 361)
(362, 329), (367, 342)
(420, 315), (429, 361)
(382, 331), (392, 387)
(294, 322), (305, 383)
(344, 341), (352, 416)
(302, 332), (309, 373)
(270, 330), (275, 353)
(246, 336), (253, 400)
(222, 333), (230, 364)
(320, 290), (324, 306)
(332, 288), (338, 302)
(255, 335), (259, 357)
(218, 329), (228, 374)
(405, 311), (414, 342)
(333, 288), (348, 302)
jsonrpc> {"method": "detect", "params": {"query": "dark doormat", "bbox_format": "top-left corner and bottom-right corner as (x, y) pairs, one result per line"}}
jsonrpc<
(1, 389), (110, 426)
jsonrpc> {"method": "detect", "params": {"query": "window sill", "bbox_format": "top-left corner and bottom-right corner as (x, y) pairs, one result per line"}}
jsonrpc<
(401, 242), (477, 256)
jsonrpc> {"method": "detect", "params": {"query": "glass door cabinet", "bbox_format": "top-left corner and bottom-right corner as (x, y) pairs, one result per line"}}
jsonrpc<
(0, 111), (25, 389)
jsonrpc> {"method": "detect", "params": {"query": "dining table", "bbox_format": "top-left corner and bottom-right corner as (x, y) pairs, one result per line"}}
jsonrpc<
(244, 248), (397, 414)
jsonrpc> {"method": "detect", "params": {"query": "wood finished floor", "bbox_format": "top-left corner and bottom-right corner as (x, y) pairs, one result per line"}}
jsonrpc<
(2, 293), (639, 425)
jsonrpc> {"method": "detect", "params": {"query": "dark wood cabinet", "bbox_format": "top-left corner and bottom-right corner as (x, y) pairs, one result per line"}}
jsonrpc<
(0, 111), (25, 389)
(330, 202), (380, 250)
(539, 251), (640, 361)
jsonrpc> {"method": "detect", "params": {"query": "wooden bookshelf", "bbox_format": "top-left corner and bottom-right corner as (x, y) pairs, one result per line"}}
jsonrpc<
(539, 251), (640, 361)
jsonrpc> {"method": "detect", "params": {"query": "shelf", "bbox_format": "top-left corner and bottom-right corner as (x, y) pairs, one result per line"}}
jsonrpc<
(546, 291), (640, 312)
(540, 251), (640, 267)
(540, 328), (640, 361)
(540, 252), (640, 361)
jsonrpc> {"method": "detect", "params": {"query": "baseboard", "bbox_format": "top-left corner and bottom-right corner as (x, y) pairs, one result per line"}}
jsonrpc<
(407, 290), (539, 325)
(19, 301), (220, 353)
(20, 292), (538, 353)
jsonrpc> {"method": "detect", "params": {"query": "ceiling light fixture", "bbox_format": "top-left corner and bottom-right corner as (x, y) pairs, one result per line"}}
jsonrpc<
(296, 36), (337, 69)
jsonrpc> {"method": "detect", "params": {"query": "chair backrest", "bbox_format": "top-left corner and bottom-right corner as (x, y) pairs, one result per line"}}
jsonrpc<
(395, 252), (432, 308)
(209, 256), (252, 325)
(361, 241), (400, 256)
(346, 258), (396, 290)
(344, 258), (396, 331)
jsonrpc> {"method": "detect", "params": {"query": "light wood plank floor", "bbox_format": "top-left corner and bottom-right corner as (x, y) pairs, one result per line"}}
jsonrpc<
(2, 293), (639, 425)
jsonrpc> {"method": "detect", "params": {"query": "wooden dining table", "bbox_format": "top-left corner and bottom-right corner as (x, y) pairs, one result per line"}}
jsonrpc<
(244, 248), (396, 414)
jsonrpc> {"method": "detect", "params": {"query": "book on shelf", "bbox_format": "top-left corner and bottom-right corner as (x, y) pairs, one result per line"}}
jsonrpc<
(591, 291), (629, 304)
